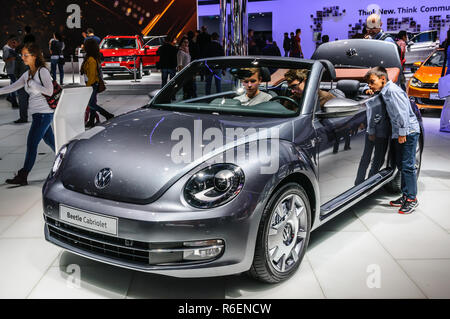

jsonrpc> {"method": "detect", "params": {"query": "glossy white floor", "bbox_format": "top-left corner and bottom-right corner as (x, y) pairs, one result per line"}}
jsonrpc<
(0, 94), (449, 299)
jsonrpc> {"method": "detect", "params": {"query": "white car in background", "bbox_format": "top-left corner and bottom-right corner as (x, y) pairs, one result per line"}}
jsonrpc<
(405, 30), (440, 67)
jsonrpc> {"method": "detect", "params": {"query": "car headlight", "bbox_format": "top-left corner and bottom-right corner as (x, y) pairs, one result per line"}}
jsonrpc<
(184, 164), (245, 209)
(410, 77), (423, 88)
(51, 145), (67, 176)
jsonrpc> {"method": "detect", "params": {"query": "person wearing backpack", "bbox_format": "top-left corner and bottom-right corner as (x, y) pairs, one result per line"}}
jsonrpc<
(81, 38), (114, 128)
(49, 32), (65, 85)
(365, 14), (405, 88)
(0, 43), (55, 185)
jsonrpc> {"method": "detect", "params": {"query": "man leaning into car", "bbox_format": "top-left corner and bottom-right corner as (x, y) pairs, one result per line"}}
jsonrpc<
(284, 69), (336, 111)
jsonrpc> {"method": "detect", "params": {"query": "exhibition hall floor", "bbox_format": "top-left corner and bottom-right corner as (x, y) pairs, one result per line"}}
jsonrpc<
(0, 95), (449, 299)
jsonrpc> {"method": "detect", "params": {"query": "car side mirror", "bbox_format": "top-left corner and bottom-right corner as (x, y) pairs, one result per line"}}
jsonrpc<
(316, 98), (363, 118)
(413, 61), (422, 67)
(407, 41), (414, 46)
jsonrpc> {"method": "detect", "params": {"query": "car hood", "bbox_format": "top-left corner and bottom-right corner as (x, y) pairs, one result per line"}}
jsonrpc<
(101, 49), (138, 57)
(414, 66), (445, 83)
(61, 108), (291, 204)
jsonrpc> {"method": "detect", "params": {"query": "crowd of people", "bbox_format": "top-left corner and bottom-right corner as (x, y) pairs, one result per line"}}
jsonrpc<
(2, 26), (66, 124)
(282, 29), (304, 58)
(1, 14), (448, 214)
(0, 26), (113, 185)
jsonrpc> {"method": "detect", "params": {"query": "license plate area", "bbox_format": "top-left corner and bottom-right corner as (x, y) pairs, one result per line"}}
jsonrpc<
(59, 205), (118, 236)
(429, 92), (443, 100)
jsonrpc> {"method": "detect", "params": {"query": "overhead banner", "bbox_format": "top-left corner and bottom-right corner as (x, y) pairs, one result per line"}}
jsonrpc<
(198, 0), (450, 58)
(1, 0), (197, 58)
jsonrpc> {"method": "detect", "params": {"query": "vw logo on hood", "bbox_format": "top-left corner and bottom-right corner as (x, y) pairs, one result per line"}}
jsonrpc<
(95, 168), (113, 189)
(346, 48), (358, 57)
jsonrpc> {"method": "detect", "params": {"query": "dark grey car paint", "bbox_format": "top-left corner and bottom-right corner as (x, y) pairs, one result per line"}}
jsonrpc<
(43, 51), (422, 277)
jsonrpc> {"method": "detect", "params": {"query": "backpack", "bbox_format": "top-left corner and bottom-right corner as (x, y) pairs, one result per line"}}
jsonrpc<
(37, 68), (62, 109)
(378, 33), (403, 62)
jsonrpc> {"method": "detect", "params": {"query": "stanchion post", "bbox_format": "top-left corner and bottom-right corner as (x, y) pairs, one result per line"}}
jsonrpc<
(132, 55), (140, 83)
(71, 55), (75, 84)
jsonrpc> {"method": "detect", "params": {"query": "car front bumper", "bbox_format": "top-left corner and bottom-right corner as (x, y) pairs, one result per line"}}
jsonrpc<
(408, 86), (444, 109)
(42, 181), (262, 278)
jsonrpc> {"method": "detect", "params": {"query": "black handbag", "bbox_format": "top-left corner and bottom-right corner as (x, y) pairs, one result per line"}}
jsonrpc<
(58, 56), (65, 66)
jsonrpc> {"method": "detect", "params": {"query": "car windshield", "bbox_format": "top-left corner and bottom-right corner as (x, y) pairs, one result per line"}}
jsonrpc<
(101, 38), (137, 49)
(423, 50), (445, 67)
(149, 58), (315, 117)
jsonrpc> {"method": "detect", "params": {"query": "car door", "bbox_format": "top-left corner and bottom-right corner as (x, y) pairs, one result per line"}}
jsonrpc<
(406, 31), (439, 65)
(141, 37), (163, 67)
(313, 107), (367, 209)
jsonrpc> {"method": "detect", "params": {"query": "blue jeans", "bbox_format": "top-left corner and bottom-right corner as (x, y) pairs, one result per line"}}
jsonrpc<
(51, 58), (64, 84)
(205, 69), (222, 95)
(24, 113), (55, 173)
(161, 68), (176, 88)
(394, 132), (420, 200)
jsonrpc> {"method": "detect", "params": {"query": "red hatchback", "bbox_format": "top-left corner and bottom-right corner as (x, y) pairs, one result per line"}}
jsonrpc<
(100, 35), (165, 78)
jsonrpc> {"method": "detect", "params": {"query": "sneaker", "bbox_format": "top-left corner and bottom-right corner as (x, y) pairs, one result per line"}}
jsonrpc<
(399, 198), (418, 214)
(390, 195), (406, 207)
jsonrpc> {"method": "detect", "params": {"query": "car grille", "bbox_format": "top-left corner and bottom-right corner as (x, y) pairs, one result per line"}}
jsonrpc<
(45, 216), (187, 266)
(420, 83), (438, 89)
(103, 56), (123, 62)
(416, 97), (445, 106)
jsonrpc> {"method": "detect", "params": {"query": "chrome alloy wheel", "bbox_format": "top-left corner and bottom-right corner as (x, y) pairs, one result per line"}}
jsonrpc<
(267, 194), (308, 273)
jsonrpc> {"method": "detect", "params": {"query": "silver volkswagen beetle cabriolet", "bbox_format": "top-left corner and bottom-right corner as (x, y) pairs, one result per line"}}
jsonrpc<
(43, 40), (423, 283)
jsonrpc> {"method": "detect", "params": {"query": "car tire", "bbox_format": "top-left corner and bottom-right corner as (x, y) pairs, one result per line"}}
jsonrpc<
(144, 69), (151, 76)
(385, 135), (423, 194)
(249, 182), (311, 283)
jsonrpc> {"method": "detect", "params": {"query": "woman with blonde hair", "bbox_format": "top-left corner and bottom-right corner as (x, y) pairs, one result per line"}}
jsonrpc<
(82, 38), (114, 128)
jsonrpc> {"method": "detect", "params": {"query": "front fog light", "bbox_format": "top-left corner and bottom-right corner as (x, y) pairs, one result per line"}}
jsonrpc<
(51, 145), (67, 176)
(182, 239), (224, 261)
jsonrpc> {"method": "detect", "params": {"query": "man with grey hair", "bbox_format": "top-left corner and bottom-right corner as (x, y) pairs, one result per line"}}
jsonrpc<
(364, 13), (395, 43)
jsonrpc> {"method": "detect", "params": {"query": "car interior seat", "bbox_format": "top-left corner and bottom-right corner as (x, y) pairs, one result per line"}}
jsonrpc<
(209, 97), (242, 106)
(260, 67), (278, 97)
(336, 79), (361, 99)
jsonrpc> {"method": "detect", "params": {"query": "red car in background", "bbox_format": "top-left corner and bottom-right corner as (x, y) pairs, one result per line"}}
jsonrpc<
(100, 35), (166, 79)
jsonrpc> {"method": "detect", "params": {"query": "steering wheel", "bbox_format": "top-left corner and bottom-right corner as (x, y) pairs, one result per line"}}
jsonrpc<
(269, 95), (299, 110)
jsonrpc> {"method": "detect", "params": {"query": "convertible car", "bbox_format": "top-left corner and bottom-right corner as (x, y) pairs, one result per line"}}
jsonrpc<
(42, 39), (423, 283)
(408, 48), (447, 110)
